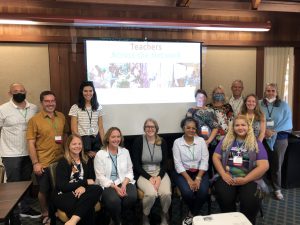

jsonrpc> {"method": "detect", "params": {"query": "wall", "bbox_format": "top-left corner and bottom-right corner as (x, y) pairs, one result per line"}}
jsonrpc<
(203, 47), (256, 100)
(0, 44), (50, 105)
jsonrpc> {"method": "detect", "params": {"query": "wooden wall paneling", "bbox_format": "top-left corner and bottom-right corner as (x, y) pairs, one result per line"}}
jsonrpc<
(256, 47), (264, 98)
(293, 47), (300, 130)
(49, 43), (71, 116)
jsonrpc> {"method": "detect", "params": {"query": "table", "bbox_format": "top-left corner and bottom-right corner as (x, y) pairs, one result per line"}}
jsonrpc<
(0, 181), (32, 224)
(282, 136), (300, 188)
(193, 212), (252, 225)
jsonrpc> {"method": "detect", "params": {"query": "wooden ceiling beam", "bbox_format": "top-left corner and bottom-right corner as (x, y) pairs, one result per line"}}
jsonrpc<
(252, 0), (261, 9)
(258, 1), (300, 12)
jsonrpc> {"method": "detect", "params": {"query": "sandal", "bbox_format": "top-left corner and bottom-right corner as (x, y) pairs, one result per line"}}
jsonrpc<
(42, 215), (51, 225)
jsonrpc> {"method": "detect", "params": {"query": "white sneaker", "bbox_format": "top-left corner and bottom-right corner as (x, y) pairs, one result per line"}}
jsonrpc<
(275, 190), (284, 200)
(182, 216), (193, 225)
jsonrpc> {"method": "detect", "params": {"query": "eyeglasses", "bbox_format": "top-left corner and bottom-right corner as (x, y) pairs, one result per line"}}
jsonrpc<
(145, 126), (156, 129)
(266, 90), (276, 92)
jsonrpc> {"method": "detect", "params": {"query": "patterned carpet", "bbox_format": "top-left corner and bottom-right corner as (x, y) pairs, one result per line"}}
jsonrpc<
(1, 188), (300, 225)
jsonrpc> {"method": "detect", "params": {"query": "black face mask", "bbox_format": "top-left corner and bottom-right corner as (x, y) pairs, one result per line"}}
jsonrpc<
(12, 93), (26, 103)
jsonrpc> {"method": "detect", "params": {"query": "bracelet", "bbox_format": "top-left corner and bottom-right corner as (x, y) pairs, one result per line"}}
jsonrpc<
(32, 162), (39, 166)
(195, 176), (202, 181)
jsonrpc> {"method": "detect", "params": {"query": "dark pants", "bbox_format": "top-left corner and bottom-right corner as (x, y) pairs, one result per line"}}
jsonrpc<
(101, 184), (137, 225)
(54, 185), (102, 225)
(214, 178), (261, 225)
(172, 171), (209, 216)
(2, 156), (33, 213)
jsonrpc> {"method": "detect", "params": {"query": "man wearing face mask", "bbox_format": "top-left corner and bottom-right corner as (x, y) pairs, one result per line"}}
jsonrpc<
(0, 83), (40, 224)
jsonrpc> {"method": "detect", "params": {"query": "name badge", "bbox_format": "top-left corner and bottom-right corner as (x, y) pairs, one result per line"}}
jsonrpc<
(233, 156), (243, 166)
(190, 164), (197, 169)
(89, 127), (95, 135)
(201, 126), (209, 136)
(55, 136), (62, 144)
(266, 119), (274, 128)
(147, 165), (157, 171)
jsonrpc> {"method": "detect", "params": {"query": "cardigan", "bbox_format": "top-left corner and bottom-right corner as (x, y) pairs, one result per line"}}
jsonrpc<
(55, 157), (95, 193)
(131, 135), (168, 180)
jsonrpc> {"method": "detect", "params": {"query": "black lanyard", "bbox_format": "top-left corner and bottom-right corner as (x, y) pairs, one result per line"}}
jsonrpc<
(86, 108), (93, 127)
(109, 153), (119, 177)
(264, 101), (274, 119)
(146, 138), (155, 162)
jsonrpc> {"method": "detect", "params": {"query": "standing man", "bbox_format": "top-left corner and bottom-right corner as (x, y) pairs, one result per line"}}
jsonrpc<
(0, 83), (40, 224)
(229, 80), (244, 117)
(27, 90), (68, 224)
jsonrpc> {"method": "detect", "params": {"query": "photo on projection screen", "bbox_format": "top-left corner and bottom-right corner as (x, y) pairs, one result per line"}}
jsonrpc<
(85, 40), (202, 135)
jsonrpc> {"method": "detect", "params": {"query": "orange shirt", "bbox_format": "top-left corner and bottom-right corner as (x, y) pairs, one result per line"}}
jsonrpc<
(27, 110), (69, 167)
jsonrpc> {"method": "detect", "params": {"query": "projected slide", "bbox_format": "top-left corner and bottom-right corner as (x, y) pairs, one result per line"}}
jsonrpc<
(86, 40), (201, 105)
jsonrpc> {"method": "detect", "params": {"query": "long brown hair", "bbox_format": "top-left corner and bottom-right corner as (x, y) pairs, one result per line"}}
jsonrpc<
(240, 94), (264, 121)
(143, 118), (162, 145)
(64, 134), (88, 165)
(102, 127), (124, 150)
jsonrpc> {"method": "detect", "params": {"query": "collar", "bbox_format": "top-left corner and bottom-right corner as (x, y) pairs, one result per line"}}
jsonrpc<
(104, 147), (124, 158)
(179, 135), (200, 146)
(10, 99), (30, 109)
(41, 110), (58, 118)
(230, 95), (243, 102)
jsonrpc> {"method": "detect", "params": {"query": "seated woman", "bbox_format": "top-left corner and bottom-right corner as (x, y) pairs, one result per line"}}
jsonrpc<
(239, 94), (266, 142)
(212, 115), (269, 225)
(94, 127), (137, 225)
(172, 117), (209, 225)
(54, 134), (102, 225)
(131, 118), (171, 225)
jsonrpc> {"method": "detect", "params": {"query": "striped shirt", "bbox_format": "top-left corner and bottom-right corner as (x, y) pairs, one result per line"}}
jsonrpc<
(69, 104), (104, 136)
(0, 99), (38, 157)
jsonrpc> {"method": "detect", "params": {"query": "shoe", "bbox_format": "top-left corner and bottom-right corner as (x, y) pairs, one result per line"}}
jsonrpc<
(20, 208), (42, 218)
(182, 216), (193, 225)
(10, 216), (22, 225)
(275, 190), (284, 200)
(161, 212), (169, 225)
(143, 214), (150, 225)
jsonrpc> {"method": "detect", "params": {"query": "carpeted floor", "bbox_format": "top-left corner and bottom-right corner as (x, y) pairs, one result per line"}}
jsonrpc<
(2, 188), (300, 225)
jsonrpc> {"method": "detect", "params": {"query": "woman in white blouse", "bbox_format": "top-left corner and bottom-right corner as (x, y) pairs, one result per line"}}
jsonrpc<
(94, 127), (137, 225)
(172, 117), (209, 225)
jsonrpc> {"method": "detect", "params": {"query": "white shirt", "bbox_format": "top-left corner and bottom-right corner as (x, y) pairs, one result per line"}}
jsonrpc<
(94, 147), (135, 188)
(172, 136), (209, 174)
(229, 96), (244, 117)
(0, 99), (38, 157)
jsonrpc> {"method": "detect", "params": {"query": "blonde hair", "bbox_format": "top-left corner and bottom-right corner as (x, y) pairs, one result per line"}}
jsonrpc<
(211, 85), (226, 104)
(221, 115), (258, 153)
(143, 118), (162, 145)
(64, 134), (88, 165)
(102, 127), (124, 149)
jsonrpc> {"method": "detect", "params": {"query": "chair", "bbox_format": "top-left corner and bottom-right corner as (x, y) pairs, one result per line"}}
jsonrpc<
(48, 162), (101, 224)
(0, 165), (5, 183)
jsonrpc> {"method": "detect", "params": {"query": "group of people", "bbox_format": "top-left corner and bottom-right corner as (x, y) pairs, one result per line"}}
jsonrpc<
(0, 79), (292, 225)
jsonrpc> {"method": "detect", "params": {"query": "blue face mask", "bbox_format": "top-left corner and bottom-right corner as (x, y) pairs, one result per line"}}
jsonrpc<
(213, 93), (225, 102)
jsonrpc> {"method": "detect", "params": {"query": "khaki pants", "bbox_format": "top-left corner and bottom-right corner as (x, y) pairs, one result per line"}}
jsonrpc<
(137, 174), (172, 215)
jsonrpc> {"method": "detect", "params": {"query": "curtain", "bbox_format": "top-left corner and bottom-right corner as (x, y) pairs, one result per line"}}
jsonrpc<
(264, 47), (294, 103)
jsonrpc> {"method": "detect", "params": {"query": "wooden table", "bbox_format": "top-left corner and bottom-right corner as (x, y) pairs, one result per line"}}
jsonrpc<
(0, 181), (32, 224)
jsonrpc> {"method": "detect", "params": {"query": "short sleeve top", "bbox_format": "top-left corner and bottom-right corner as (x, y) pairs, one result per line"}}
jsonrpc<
(69, 104), (104, 136)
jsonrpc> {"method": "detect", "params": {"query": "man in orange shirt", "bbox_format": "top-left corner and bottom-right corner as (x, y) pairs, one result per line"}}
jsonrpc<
(27, 90), (68, 225)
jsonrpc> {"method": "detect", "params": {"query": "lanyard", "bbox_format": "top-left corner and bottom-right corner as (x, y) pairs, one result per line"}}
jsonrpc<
(246, 113), (255, 126)
(18, 108), (28, 122)
(109, 153), (119, 177)
(187, 144), (195, 160)
(146, 138), (156, 162)
(86, 109), (93, 128)
(264, 102), (274, 119)
(46, 116), (59, 134)
(235, 140), (245, 154)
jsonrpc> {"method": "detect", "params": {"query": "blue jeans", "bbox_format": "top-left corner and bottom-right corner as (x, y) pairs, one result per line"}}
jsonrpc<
(172, 171), (209, 216)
